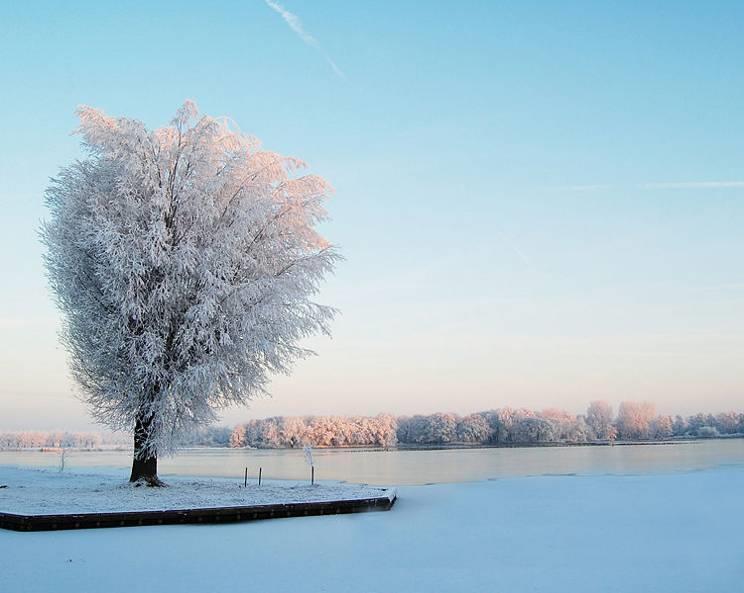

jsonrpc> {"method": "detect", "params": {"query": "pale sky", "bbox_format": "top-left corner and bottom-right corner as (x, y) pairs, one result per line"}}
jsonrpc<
(1, 1), (743, 430)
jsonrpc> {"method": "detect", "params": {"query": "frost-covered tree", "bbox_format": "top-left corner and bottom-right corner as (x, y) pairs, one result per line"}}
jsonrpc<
(650, 415), (674, 439)
(586, 400), (615, 440)
(42, 102), (338, 485)
(714, 411), (743, 435)
(672, 415), (689, 436)
(511, 417), (555, 443)
(485, 408), (518, 443)
(562, 415), (592, 443)
(456, 413), (491, 443)
(539, 408), (577, 440)
(616, 401), (656, 440)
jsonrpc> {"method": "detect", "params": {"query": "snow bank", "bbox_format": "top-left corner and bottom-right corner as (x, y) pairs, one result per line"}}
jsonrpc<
(1, 464), (742, 593)
(0, 467), (392, 515)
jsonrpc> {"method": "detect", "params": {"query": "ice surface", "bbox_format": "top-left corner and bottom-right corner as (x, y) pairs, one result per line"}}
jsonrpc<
(1, 464), (742, 593)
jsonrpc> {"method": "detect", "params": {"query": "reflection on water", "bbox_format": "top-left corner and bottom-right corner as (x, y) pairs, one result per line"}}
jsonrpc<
(1, 439), (743, 485)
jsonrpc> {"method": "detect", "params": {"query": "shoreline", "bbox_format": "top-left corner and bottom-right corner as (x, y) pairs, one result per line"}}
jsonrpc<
(1, 434), (743, 454)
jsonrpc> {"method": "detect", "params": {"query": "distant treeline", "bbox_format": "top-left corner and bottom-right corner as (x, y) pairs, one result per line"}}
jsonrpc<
(229, 415), (398, 449)
(3, 402), (743, 450)
(0, 431), (127, 450)
(227, 402), (744, 449)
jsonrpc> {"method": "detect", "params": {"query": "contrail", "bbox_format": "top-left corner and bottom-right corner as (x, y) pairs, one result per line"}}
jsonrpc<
(264, 0), (344, 78)
(494, 230), (532, 267)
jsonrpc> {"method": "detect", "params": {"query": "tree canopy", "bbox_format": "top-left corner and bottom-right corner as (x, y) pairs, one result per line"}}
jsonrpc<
(42, 102), (338, 482)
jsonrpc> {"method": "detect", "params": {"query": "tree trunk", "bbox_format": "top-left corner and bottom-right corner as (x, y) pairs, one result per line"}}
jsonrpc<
(129, 414), (165, 486)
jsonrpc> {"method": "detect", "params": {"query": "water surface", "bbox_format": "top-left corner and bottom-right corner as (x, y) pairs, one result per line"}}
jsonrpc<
(2, 439), (743, 485)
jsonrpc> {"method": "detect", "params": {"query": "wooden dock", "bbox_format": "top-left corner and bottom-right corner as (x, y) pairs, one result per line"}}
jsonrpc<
(0, 491), (396, 532)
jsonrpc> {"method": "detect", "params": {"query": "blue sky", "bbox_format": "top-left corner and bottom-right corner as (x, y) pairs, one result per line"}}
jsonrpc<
(1, 1), (743, 430)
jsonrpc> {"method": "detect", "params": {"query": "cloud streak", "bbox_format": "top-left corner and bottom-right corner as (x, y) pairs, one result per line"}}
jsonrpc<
(553, 184), (613, 192)
(553, 181), (744, 192)
(264, 0), (344, 78)
(640, 181), (744, 190)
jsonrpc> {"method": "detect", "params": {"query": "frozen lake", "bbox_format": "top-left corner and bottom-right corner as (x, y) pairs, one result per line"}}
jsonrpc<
(2, 466), (742, 593)
(2, 438), (743, 485)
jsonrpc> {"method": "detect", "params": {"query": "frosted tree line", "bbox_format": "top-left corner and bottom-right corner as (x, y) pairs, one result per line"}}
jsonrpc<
(0, 431), (127, 450)
(3, 404), (742, 450)
(229, 414), (398, 449)
(227, 402), (744, 449)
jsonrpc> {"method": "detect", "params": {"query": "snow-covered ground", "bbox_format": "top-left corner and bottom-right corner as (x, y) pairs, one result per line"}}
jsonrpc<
(0, 467), (391, 515)
(1, 464), (743, 593)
